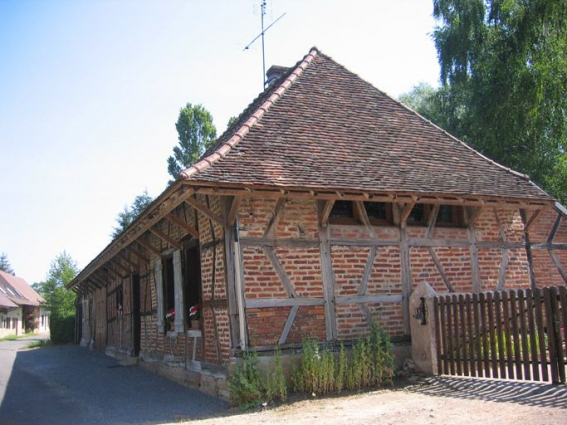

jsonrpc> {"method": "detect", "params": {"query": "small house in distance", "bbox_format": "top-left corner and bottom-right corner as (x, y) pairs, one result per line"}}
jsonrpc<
(0, 270), (49, 337)
(67, 47), (567, 398)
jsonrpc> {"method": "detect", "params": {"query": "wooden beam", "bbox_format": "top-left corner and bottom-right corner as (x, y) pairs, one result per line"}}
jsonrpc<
(359, 246), (377, 296)
(548, 250), (567, 283)
(117, 251), (139, 270)
(319, 199), (335, 227)
(227, 196), (242, 226)
(102, 265), (121, 280)
(184, 197), (223, 225)
(497, 249), (510, 290)
(136, 237), (162, 257)
(400, 221), (411, 335)
(426, 204), (440, 239)
(465, 208), (481, 293)
(335, 294), (403, 304)
(278, 305), (299, 345)
(223, 197), (240, 350)
(165, 213), (199, 239)
(246, 297), (325, 308)
(263, 198), (286, 237)
(319, 216), (338, 340)
(547, 213), (562, 244)
(427, 247), (454, 292)
(466, 206), (484, 227)
(109, 258), (130, 275)
(330, 238), (398, 247)
(530, 243), (567, 250)
(240, 237), (319, 248)
(355, 201), (374, 237)
(263, 246), (297, 298)
(126, 245), (149, 263)
(149, 227), (181, 250)
(400, 202), (415, 224)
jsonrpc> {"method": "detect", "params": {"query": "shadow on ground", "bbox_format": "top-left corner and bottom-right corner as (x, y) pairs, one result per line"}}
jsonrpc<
(408, 376), (567, 409)
(0, 344), (228, 425)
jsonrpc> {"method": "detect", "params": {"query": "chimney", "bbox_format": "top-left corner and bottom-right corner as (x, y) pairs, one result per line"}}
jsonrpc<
(266, 65), (289, 87)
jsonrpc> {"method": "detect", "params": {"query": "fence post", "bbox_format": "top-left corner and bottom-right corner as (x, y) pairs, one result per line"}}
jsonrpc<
(410, 282), (438, 375)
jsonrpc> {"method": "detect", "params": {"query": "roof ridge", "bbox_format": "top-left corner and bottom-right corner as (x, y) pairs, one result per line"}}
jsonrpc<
(179, 48), (319, 179)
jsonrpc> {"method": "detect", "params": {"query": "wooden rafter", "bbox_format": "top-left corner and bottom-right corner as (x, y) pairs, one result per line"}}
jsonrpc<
(263, 198), (286, 237)
(466, 206), (484, 227)
(136, 237), (162, 257)
(400, 202), (415, 224)
(117, 251), (139, 270)
(165, 213), (199, 239)
(319, 199), (335, 227)
(184, 197), (223, 225)
(227, 196), (242, 226)
(109, 258), (129, 275)
(524, 209), (543, 232)
(126, 244), (149, 263)
(149, 227), (181, 250)
(103, 264), (122, 279)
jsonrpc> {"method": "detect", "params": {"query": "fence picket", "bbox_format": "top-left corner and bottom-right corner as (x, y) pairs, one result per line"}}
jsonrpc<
(543, 287), (559, 383)
(501, 291), (513, 380)
(434, 297), (442, 375)
(472, 292), (482, 376)
(550, 287), (565, 383)
(487, 292), (498, 378)
(518, 290), (530, 380)
(439, 296), (448, 375)
(510, 290), (522, 379)
(479, 292), (490, 377)
(452, 294), (462, 375)
(458, 294), (468, 376)
(465, 293), (476, 377)
(494, 291), (505, 378)
(525, 289), (540, 381)
(533, 288), (549, 382)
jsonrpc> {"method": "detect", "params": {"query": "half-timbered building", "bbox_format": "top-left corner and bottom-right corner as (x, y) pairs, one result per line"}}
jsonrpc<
(68, 47), (567, 398)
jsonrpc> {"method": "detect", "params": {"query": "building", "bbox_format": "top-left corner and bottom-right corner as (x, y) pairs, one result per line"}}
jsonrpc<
(67, 47), (567, 398)
(0, 270), (49, 337)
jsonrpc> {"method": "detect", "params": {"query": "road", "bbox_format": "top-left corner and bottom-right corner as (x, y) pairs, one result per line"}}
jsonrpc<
(0, 336), (227, 425)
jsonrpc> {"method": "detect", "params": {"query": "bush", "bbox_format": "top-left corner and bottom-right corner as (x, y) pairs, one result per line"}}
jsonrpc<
(50, 315), (75, 344)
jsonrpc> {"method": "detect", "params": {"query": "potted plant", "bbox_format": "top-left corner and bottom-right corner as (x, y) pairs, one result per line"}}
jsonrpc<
(165, 308), (175, 331)
(189, 303), (200, 329)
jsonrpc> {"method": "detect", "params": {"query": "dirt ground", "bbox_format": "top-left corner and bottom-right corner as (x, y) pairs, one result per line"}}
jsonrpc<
(183, 376), (567, 425)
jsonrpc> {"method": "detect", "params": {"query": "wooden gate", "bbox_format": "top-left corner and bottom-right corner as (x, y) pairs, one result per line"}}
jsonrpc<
(433, 286), (567, 384)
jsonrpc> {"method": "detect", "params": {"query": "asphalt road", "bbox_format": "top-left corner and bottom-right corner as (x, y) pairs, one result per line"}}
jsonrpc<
(0, 336), (227, 425)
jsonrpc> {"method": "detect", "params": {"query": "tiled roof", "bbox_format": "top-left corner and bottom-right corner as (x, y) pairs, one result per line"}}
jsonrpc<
(0, 270), (44, 307)
(180, 48), (551, 201)
(0, 293), (18, 309)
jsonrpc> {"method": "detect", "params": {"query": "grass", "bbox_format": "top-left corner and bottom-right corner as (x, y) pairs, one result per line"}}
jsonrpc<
(0, 332), (37, 342)
(26, 339), (52, 349)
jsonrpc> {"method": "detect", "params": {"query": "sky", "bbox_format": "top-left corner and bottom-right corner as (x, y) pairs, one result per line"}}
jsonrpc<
(0, 0), (440, 284)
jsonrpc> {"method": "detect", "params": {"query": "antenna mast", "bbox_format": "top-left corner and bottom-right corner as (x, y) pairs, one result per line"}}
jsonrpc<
(243, 1), (286, 88)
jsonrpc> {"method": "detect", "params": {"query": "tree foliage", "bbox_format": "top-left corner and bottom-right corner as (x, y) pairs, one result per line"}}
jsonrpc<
(0, 252), (15, 275)
(35, 252), (78, 318)
(111, 189), (153, 239)
(430, 0), (567, 202)
(167, 103), (217, 182)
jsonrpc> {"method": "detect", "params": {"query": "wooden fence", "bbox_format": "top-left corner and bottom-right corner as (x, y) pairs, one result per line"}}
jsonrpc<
(433, 286), (567, 384)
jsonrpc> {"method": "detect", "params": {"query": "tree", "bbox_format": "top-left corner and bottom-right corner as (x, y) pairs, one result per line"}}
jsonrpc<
(167, 103), (217, 182)
(432, 0), (567, 202)
(35, 252), (78, 318)
(0, 252), (14, 275)
(111, 189), (153, 239)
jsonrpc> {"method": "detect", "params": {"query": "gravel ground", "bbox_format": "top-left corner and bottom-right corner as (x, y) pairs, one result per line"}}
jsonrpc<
(181, 376), (567, 425)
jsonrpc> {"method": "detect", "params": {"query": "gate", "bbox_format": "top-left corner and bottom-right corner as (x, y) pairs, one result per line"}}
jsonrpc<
(433, 286), (567, 384)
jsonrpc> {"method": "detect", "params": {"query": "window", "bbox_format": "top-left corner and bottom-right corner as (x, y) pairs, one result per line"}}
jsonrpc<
(329, 201), (392, 225)
(408, 204), (464, 227)
(155, 250), (184, 334)
(183, 244), (202, 328)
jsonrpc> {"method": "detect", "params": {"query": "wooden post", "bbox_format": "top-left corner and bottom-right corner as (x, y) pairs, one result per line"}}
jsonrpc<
(465, 207), (481, 292)
(318, 201), (338, 340)
(399, 205), (412, 336)
(223, 196), (241, 352)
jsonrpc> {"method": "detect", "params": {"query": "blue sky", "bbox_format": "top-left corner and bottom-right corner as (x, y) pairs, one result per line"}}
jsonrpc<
(0, 0), (440, 283)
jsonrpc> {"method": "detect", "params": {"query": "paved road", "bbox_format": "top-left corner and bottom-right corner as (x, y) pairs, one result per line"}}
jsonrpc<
(0, 336), (227, 425)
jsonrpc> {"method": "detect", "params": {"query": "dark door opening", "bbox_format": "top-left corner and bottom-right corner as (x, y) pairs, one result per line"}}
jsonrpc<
(132, 273), (141, 356)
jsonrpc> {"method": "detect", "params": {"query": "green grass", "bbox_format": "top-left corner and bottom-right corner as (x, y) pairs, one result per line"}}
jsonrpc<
(26, 339), (51, 349)
(0, 333), (41, 342)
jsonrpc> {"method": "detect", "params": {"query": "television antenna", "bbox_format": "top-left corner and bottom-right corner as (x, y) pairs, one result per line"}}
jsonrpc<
(243, 1), (286, 88)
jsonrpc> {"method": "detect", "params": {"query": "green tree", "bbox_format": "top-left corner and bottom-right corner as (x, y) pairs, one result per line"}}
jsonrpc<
(111, 189), (153, 239)
(432, 0), (567, 202)
(167, 103), (217, 182)
(0, 252), (14, 275)
(35, 252), (78, 318)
